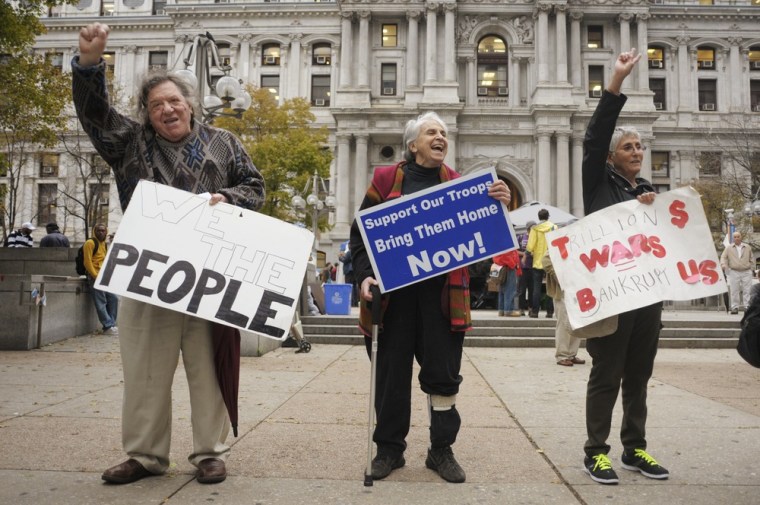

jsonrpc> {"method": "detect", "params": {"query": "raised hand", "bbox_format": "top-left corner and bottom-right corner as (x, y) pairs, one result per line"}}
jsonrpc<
(78, 23), (110, 67)
(606, 48), (642, 95)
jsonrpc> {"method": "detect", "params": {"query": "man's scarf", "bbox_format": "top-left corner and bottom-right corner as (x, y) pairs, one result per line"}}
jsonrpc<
(358, 162), (472, 336)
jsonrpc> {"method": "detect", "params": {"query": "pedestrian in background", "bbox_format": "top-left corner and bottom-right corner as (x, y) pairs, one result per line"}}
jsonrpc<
(83, 223), (118, 335)
(516, 221), (535, 316)
(40, 223), (70, 248)
(5, 222), (36, 248)
(492, 248), (521, 317)
(527, 209), (556, 318)
(720, 231), (754, 314)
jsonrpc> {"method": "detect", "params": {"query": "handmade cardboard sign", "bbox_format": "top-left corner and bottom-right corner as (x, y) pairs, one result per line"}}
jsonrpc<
(95, 181), (313, 340)
(356, 168), (517, 292)
(547, 187), (728, 329)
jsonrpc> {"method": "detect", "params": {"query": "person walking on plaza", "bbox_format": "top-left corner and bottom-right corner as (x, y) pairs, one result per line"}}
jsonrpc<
(526, 209), (556, 318)
(83, 223), (118, 335)
(580, 48), (669, 485)
(5, 222), (36, 248)
(492, 248), (521, 317)
(720, 231), (755, 314)
(40, 223), (70, 248)
(73, 23), (265, 485)
(350, 111), (511, 483)
(516, 221), (535, 316)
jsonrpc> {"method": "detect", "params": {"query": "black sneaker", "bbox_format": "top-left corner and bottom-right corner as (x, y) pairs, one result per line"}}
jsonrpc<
(584, 454), (619, 485)
(425, 446), (466, 483)
(621, 449), (669, 479)
(371, 452), (405, 480)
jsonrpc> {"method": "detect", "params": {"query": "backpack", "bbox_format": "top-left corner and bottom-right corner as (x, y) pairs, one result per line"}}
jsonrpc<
(75, 239), (98, 276)
(737, 290), (760, 368)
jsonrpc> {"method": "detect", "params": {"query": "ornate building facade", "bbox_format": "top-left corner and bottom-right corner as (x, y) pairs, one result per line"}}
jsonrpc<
(13, 0), (760, 255)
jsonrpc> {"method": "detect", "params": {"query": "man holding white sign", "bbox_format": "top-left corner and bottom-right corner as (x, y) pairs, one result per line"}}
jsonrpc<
(350, 112), (512, 483)
(579, 49), (669, 486)
(73, 24), (265, 485)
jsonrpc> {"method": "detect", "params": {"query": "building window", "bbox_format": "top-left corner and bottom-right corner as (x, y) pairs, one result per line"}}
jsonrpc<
(216, 43), (231, 67)
(46, 52), (63, 72)
(101, 0), (115, 17)
(697, 47), (715, 70)
(698, 80), (717, 111)
(477, 35), (508, 98)
(647, 46), (664, 69)
(38, 184), (58, 226)
(149, 51), (168, 70)
(751, 81), (760, 112)
(750, 46), (760, 71)
(587, 26), (603, 49)
(312, 43), (331, 65)
(89, 184), (110, 226)
(153, 0), (167, 15)
(698, 152), (721, 177)
(261, 75), (280, 101)
(382, 24), (398, 47)
(650, 78), (666, 110)
(262, 44), (280, 66)
(588, 65), (604, 98)
(651, 151), (670, 177)
(381, 63), (397, 95)
(40, 153), (59, 178)
(311, 75), (330, 106)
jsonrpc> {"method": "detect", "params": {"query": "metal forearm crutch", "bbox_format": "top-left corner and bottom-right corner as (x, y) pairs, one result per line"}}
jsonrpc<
(364, 284), (382, 487)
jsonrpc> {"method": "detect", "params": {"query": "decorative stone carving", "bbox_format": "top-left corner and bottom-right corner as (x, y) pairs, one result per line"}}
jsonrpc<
(513, 15), (534, 43)
(456, 15), (481, 43)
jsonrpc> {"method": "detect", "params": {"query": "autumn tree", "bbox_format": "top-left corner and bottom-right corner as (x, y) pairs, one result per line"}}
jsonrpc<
(0, 0), (73, 241)
(215, 87), (333, 227)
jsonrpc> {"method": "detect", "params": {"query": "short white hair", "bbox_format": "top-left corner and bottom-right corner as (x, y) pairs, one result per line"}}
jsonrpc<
(609, 126), (641, 153)
(402, 111), (448, 162)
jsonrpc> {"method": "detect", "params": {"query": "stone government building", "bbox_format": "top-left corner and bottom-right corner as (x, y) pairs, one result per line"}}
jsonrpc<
(17, 0), (760, 257)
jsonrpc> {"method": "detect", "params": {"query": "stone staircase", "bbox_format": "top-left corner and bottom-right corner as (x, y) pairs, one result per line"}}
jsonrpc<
(299, 313), (741, 349)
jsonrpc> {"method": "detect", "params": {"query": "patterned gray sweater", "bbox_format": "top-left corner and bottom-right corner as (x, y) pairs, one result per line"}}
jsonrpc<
(72, 57), (265, 212)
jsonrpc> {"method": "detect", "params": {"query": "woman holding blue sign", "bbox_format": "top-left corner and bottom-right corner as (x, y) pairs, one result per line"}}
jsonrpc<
(350, 111), (511, 483)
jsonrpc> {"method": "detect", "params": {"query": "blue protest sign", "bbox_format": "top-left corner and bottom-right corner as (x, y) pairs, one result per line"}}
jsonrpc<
(356, 168), (517, 292)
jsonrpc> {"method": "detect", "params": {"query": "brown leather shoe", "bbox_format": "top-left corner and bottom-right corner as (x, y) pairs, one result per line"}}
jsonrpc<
(197, 458), (227, 484)
(571, 357), (586, 365)
(557, 359), (574, 366)
(101, 458), (153, 484)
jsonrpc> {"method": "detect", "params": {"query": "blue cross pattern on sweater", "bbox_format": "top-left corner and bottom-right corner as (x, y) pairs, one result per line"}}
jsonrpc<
(182, 137), (206, 170)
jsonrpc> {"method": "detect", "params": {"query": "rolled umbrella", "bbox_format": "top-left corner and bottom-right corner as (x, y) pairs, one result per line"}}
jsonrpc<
(212, 322), (241, 437)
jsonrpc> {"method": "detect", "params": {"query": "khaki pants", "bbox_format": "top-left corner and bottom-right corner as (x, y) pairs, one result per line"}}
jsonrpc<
(554, 298), (581, 361)
(119, 298), (230, 474)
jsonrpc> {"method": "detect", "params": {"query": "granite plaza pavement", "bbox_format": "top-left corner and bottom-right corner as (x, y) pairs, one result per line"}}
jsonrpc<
(1, 309), (759, 505)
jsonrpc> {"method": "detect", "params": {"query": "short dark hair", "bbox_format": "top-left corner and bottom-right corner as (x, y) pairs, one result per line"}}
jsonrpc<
(46, 223), (59, 232)
(538, 208), (550, 220)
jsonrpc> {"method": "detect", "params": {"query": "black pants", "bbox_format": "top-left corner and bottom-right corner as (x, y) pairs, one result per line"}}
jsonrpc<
(518, 268), (533, 311)
(364, 275), (464, 456)
(584, 302), (662, 457)
(531, 269), (554, 314)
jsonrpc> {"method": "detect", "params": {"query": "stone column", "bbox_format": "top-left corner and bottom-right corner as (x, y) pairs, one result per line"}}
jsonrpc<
(728, 37), (743, 111)
(354, 135), (369, 214)
(569, 12), (583, 88)
(335, 134), (352, 229)
(510, 54), (520, 107)
(239, 34), (252, 82)
(618, 13), (632, 92)
(252, 44), (261, 87)
(527, 57), (535, 106)
(536, 132), (552, 203)
(425, 3), (438, 83)
(676, 35), (691, 111)
(289, 33), (302, 98)
(357, 10), (370, 88)
(443, 4), (456, 82)
(339, 12), (353, 88)
(406, 11), (421, 88)
(466, 55), (476, 105)
(571, 135), (584, 217)
(636, 14), (650, 91)
(555, 5), (568, 84)
(279, 43), (289, 100)
(122, 45), (137, 98)
(175, 35), (188, 68)
(536, 4), (551, 84)
(555, 132), (571, 211)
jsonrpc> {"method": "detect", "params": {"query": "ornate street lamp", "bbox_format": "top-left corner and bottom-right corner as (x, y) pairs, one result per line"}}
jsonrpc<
(172, 32), (251, 123)
(291, 169), (336, 258)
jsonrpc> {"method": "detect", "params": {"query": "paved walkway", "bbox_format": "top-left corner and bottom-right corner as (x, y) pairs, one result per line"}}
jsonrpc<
(1, 315), (759, 505)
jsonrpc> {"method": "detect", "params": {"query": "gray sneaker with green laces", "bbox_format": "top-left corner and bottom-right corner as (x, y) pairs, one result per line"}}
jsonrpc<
(621, 448), (669, 479)
(584, 453), (619, 485)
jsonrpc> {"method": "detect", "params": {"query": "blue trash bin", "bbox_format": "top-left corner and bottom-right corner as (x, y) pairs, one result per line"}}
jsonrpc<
(324, 284), (352, 315)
